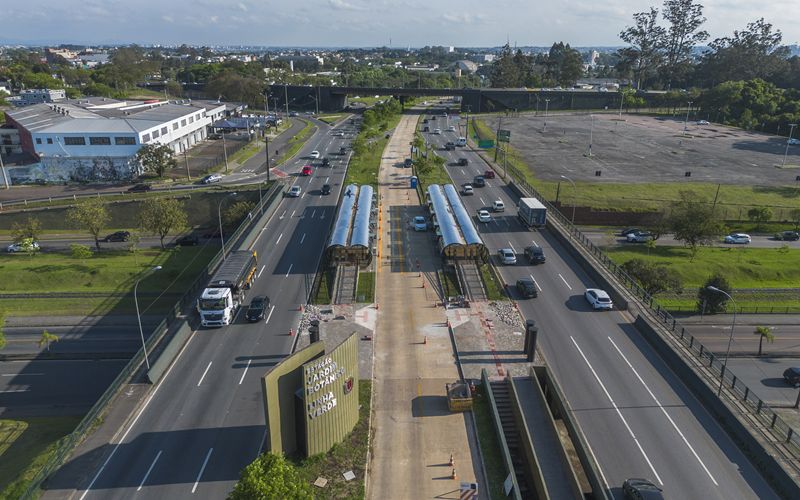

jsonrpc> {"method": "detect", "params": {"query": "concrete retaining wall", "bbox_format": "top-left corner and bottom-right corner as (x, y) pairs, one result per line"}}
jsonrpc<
(146, 320), (192, 384)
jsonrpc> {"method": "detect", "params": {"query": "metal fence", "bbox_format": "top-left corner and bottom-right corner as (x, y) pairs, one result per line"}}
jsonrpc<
(18, 181), (286, 500)
(191, 136), (251, 175)
(499, 162), (800, 468)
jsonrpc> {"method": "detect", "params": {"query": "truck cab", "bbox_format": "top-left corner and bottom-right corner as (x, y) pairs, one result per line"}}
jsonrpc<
(198, 287), (236, 327)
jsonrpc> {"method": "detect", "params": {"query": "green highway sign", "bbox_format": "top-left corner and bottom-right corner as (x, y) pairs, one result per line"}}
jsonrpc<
(498, 130), (511, 143)
(478, 140), (494, 148)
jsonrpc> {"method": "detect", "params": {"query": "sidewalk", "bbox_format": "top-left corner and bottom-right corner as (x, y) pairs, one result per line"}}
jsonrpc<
(368, 109), (488, 499)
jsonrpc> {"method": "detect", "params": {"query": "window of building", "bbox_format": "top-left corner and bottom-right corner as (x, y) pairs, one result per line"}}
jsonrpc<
(162, 127), (168, 135)
(152, 129), (160, 138)
(89, 137), (111, 146)
(36, 138), (42, 144)
(114, 137), (136, 145)
(141, 134), (150, 143)
(189, 116), (194, 124)
(197, 113), (201, 120)
(47, 138), (53, 144)
(181, 119), (187, 127)
(64, 137), (86, 146)
(173, 123), (179, 131)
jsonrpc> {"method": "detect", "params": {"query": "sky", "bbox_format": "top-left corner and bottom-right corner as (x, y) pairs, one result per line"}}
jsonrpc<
(1, 0), (798, 49)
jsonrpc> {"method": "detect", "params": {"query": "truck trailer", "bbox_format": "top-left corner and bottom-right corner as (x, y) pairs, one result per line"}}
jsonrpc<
(197, 250), (258, 327)
(518, 198), (547, 228)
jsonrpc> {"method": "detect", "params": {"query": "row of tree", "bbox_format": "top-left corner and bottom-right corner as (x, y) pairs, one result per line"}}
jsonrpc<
(489, 42), (583, 89)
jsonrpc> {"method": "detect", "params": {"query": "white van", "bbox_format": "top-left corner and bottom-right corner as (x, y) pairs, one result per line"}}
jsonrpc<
(456, 137), (467, 147)
(492, 200), (505, 212)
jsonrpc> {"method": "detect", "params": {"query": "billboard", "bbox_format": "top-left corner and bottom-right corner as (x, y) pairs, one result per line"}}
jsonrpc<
(498, 130), (511, 143)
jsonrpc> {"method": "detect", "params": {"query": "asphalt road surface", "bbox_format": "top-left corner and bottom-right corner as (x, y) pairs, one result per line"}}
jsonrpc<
(71, 117), (359, 500)
(726, 357), (800, 406)
(686, 324), (800, 356)
(2, 325), (156, 357)
(422, 104), (779, 499)
(583, 230), (800, 249)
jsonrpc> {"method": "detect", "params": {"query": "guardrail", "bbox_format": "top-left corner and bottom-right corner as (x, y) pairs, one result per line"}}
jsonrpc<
(17, 179), (285, 500)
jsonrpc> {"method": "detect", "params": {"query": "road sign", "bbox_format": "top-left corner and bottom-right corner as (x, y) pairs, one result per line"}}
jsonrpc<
(478, 139), (494, 148)
(498, 130), (511, 143)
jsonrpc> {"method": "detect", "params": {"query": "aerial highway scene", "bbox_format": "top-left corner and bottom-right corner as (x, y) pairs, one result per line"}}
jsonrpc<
(2, 1), (800, 499)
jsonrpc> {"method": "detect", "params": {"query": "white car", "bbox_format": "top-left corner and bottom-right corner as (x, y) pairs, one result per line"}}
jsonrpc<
(309, 151), (320, 159)
(434, 129), (441, 135)
(201, 174), (222, 184)
(585, 289), (613, 310)
(626, 231), (653, 243)
(788, 139), (800, 145)
(289, 185), (301, 197)
(477, 210), (491, 222)
(413, 216), (427, 231)
(598, 87), (608, 92)
(724, 233), (751, 244)
(697, 120), (710, 125)
(305, 110), (314, 115)
(448, 126), (456, 132)
(498, 249), (516, 265)
(492, 200), (505, 212)
(333, 131), (344, 136)
(8, 241), (40, 252)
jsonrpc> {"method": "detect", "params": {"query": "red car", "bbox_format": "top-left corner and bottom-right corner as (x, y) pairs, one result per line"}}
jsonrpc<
(484, 170), (496, 179)
(302, 166), (312, 176)
(203, 228), (225, 238)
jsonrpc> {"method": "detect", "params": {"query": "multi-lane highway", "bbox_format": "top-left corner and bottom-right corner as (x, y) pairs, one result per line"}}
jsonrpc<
(421, 103), (779, 499)
(583, 230), (800, 249)
(71, 117), (359, 499)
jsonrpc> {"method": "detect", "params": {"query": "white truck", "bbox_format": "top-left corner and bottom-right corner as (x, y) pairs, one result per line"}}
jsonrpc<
(197, 250), (258, 327)
(518, 198), (547, 228)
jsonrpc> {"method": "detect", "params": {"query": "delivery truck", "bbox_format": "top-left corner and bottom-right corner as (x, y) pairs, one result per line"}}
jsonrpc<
(518, 198), (547, 228)
(197, 250), (258, 327)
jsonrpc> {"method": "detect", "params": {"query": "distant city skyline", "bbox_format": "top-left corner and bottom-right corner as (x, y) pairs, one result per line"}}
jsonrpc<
(2, 1), (798, 50)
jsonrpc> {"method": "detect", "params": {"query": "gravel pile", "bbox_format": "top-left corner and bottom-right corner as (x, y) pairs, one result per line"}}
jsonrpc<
(486, 301), (523, 327)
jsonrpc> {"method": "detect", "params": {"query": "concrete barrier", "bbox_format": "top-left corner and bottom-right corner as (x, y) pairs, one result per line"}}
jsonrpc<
(146, 320), (192, 385)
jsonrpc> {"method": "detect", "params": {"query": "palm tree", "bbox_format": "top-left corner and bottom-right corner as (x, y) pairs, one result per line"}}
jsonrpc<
(754, 326), (774, 356)
(39, 330), (59, 354)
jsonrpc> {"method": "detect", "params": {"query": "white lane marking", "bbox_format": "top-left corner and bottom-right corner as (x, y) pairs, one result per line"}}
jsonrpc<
(529, 274), (542, 291)
(0, 389), (30, 393)
(2, 373), (43, 376)
(257, 265), (265, 278)
(311, 210), (315, 219)
(265, 306), (275, 324)
(192, 448), (213, 493)
(325, 177), (329, 182)
(79, 319), (197, 500)
(276, 234), (283, 245)
(232, 307), (243, 323)
(197, 362), (212, 387)
(607, 337), (718, 485)
(509, 242), (517, 254)
(290, 211), (296, 218)
(279, 210), (286, 219)
(300, 233), (306, 244)
(558, 274), (572, 290)
(479, 197), (485, 205)
(571, 336), (662, 484)
(239, 359), (252, 385)
(530, 237), (539, 246)
(137, 451), (162, 491)
(486, 181), (492, 187)
(286, 263), (293, 277)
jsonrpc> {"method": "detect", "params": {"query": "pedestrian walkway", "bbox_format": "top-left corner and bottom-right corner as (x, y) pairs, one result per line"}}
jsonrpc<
(368, 108), (488, 499)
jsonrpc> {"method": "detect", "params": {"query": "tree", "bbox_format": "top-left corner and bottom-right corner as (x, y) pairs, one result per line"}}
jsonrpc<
(789, 208), (800, 230)
(223, 201), (256, 228)
(704, 19), (789, 84)
(660, 0), (709, 88)
(667, 190), (726, 261)
(559, 46), (584, 86)
(227, 453), (313, 500)
(600, 229), (618, 250)
(618, 8), (665, 89)
(490, 44), (521, 89)
(696, 272), (731, 313)
(11, 216), (43, 244)
(126, 234), (142, 268)
(67, 199), (110, 250)
(82, 83), (115, 97)
(136, 143), (178, 178)
(747, 207), (773, 230)
(138, 197), (188, 250)
(38, 330), (58, 354)
(165, 81), (183, 97)
(644, 237), (657, 256)
(778, 243), (790, 261)
(754, 326), (774, 356)
(621, 258), (683, 296)
(70, 243), (92, 268)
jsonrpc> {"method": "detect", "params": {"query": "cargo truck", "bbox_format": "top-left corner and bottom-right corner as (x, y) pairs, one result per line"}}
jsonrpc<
(197, 250), (258, 327)
(518, 198), (547, 228)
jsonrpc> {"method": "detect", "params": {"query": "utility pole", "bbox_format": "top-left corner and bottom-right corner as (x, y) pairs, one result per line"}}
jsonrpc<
(494, 117), (503, 161)
(782, 124), (798, 168)
(0, 153), (8, 189)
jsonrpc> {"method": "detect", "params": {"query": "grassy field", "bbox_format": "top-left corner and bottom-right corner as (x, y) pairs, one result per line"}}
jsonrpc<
(356, 271), (374, 302)
(293, 119), (313, 141)
(481, 266), (508, 302)
(439, 270), (462, 297)
(472, 383), (508, 500)
(0, 415), (84, 500)
(344, 139), (386, 189)
(317, 115), (343, 124)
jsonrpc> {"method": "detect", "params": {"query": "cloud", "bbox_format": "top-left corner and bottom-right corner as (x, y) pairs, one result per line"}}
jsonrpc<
(330, 0), (364, 11)
(162, 15), (174, 22)
(231, 16), (245, 22)
(210, 16), (218, 22)
(239, 3), (247, 11)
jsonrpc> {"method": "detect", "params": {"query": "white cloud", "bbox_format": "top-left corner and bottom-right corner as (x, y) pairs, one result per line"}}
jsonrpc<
(162, 15), (174, 22)
(210, 16), (218, 22)
(239, 3), (247, 11)
(329, 0), (364, 11)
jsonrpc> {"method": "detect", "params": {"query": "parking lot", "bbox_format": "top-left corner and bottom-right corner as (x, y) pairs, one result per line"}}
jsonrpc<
(481, 113), (800, 187)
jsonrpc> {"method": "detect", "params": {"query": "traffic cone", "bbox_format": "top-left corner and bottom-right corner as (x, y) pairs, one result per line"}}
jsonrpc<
(470, 381), (476, 396)
(376, 302), (380, 310)
(451, 468), (457, 480)
(300, 304), (304, 312)
(422, 281), (426, 289)
(446, 318), (450, 327)
(514, 301), (518, 309)
(419, 270), (421, 277)
(424, 336), (428, 345)
(449, 454), (455, 466)
(289, 328), (294, 336)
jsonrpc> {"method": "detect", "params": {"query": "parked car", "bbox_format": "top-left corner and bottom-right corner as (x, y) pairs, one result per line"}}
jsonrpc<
(413, 216), (428, 231)
(458, 158), (469, 166)
(128, 184), (151, 192)
(8, 241), (40, 252)
(322, 158), (330, 167)
(775, 230), (800, 241)
(208, 133), (223, 140)
(524, 246), (546, 264)
(463, 185), (474, 195)
(498, 248), (516, 265)
(516, 279), (539, 298)
(585, 288), (613, 309)
(203, 228), (225, 238)
(302, 166), (312, 176)
(477, 210), (491, 222)
(321, 184), (332, 195)
(104, 231), (131, 242)
(473, 176), (486, 187)
(598, 87), (608, 92)
(309, 151), (320, 159)
(175, 235), (199, 246)
(788, 138), (800, 145)
(622, 478), (664, 499)
(201, 174), (222, 184)
(404, 158), (414, 167)
(697, 120), (710, 125)
(492, 200), (505, 212)
(246, 296), (270, 322)
(484, 170), (496, 179)
(621, 227), (642, 236)
(627, 231), (653, 243)
(289, 185), (301, 197)
(724, 233), (751, 244)
(784, 367), (800, 387)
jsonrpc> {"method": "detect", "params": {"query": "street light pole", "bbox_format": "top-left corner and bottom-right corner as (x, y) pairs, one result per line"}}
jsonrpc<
(683, 101), (693, 136)
(560, 175), (577, 239)
(589, 115), (595, 157)
(135, 265), (162, 369)
(618, 92), (624, 120)
(218, 192), (237, 260)
(707, 286), (737, 396)
(782, 124), (797, 168)
(543, 99), (550, 132)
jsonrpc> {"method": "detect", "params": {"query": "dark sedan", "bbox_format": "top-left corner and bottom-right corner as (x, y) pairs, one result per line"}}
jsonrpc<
(458, 158), (469, 166)
(516, 279), (539, 298)
(175, 235), (199, 246)
(104, 231), (131, 242)
(622, 478), (664, 499)
(246, 296), (270, 321)
(621, 227), (642, 236)
(473, 176), (486, 187)
(128, 184), (151, 192)
(524, 246), (546, 264)
(775, 231), (800, 241)
(784, 367), (800, 387)
(321, 184), (332, 195)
